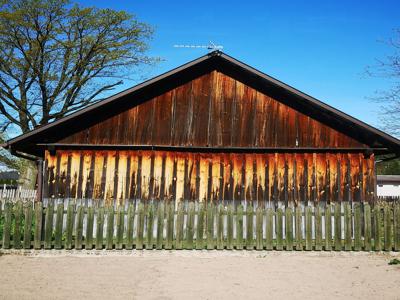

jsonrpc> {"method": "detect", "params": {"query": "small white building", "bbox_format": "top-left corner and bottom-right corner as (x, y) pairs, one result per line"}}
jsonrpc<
(377, 175), (400, 197)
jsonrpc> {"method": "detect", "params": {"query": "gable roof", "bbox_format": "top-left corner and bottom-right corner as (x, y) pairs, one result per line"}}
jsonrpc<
(4, 50), (400, 157)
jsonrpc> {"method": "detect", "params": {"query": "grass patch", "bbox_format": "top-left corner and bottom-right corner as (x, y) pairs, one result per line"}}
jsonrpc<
(388, 258), (400, 265)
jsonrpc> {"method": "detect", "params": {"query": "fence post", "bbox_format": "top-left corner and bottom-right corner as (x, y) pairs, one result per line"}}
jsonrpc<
(325, 204), (332, 251)
(276, 207), (283, 251)
(14, 201), (23, 249)
(315, 205), (322, 251)
(23, 202), (33, 249)
(344, 202), (352, 251)
(65, 201), (75, 250)
(295, 206), (302, 251)
(34, 202), (43, 249)
(266, 207), (273, 250)
(44, 200), (54, 249)
(364, 203), (372, 251)
(2, 202), (12, 249)
(305, 206), (312, 251)
(354, 203), (361, 251)
(334, 203), (342, 251)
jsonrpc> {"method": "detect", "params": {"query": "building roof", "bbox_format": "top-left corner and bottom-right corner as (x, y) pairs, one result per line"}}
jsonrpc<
(377, 175), (400, 183)
(3, 50), (400, 157)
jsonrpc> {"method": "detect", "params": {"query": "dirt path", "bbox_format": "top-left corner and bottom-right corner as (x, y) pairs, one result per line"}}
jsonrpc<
(0, 251), (399, 300)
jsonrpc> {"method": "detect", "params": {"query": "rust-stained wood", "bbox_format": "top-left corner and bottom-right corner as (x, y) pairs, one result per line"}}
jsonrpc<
(58, 71), (366, 149)
(45, 150), (375, 204)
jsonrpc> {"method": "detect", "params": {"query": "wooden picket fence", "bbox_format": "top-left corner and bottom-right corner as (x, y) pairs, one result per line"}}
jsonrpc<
(0, 199), (399, 251)
(0, 185), (36, 202)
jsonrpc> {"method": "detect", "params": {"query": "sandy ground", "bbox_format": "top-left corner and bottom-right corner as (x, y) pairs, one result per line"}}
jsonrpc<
(0, 251), (399, 300)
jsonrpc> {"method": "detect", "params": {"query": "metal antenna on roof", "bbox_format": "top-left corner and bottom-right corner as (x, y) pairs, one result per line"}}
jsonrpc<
(173, 41), (223, 51)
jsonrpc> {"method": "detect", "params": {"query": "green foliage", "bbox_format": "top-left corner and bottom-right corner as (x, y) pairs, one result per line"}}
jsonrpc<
(388, 258), (400, 265)
(0, 0), (157, 134)
(376, 159), (400, 175)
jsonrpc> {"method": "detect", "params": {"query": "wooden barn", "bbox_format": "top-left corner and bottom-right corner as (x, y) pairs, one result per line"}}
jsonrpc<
(3, 51), (400, 206)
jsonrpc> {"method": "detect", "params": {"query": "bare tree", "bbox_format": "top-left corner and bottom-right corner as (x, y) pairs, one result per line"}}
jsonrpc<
(367, 29), (400, 136)
(0, 0), (157, 134)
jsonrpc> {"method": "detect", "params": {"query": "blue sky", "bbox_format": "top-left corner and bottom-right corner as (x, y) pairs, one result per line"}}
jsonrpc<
(80, 0), (399, 128)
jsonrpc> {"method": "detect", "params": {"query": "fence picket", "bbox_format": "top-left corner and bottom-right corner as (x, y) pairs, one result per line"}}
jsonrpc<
(334, 203), (342, 251)
(217, 204), (224, 250)
(2, 203), (11, 249)
(266, 208), (273, 250)
(325, 204), (332, 251)
(136, 203), (145, 250)
(186, 202), (195, 250)
(54, 202), (64, 249)
(394, 203), (400, 251)
(354, 203), (361, 251)
(95, 207), (105, 250)
(276, 208), (283, 251)
(314, 205), (322, 251)
(256, 206), (263, 250)
(65, 202), (75, 250)
(44, 200), (54, 249)
(344, 202), (352, 251)
(196, 203), (205, 250)
(86, 206), (94, 249)
(384, 206), (392, 251)
(364, 203), (372, 251)
(106, 206), (114, 250)
(236, 205), (244, 250)
(156, 203), (164, 250)
(23, 202), (33, 249)
(373, 205), (382, 251)
(75, 205), (84, 250)
(295, 206), (302, 250)
(126, 203), (135, 250)
(34, 202), (43, 249)
(305, 206), (312, 251)
(227, 204), (234, 250)
(175, 203), (184, 250)
(116, 205), (125, 250)
(13, 201), (23, 249)
(246, 204), (254, 250)
(146, 203), (154, 250)
(206, 203), (215, 250)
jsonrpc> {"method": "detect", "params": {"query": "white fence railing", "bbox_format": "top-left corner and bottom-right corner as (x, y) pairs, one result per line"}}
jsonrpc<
(0, 185), (37, 201)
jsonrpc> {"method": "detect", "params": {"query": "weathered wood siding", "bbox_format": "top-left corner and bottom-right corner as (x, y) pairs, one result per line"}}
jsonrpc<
(44, 150), (375, 204)
(58, 71), (365, 148)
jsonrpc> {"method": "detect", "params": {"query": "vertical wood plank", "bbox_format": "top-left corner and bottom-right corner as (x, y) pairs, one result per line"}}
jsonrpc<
(95, 207), (105, 250)
(344, 202), (352, 251)
(334, 203), (342, 251)
(2, 203), (11, 249)
(156, 202), (164, 250)
(305, 206), (312, 251)
(106, 206), (114, 250)
(196, 203), (205, 250)
(86, 206), (94, 249)
(116, 205), (125, 250)
(364, 203), (372, 251)
(23, 203), (33, 249)
(354, 203), (361, 251)
(186, 202), (195, 249)
(256, 206), (263, 250)
(384, 206), (392, 251)
(44, 200), (54, 249)
(165, 202), (174, 250)
(265, 208), (273, 250)
(175, 203), (184, 250)
(145, 203), (154, 250)
(54, 202), (64, 249)
(285, 206), (294, 250)
(394, 203), (400, 251)
(236, 204), (244, 250)
(65, 202), (75, 250)
(227, 204), (234, 250)
(325, 204), (332, 251)
(295, 206), (302, 250)
(206, 203), (215, 250)
(75, 205), (84, 250)
(373, 205), (382, 251)
(217, 204), (224, 250)
(34, 202), (43, 250)
(126, 203), (135, 250)
(276, 208), (283, 250)
(246, 204), (254, 250)
(315, 205), (322, 251)
(136, 203), (145, 250)
(13, 201), (23, 249)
